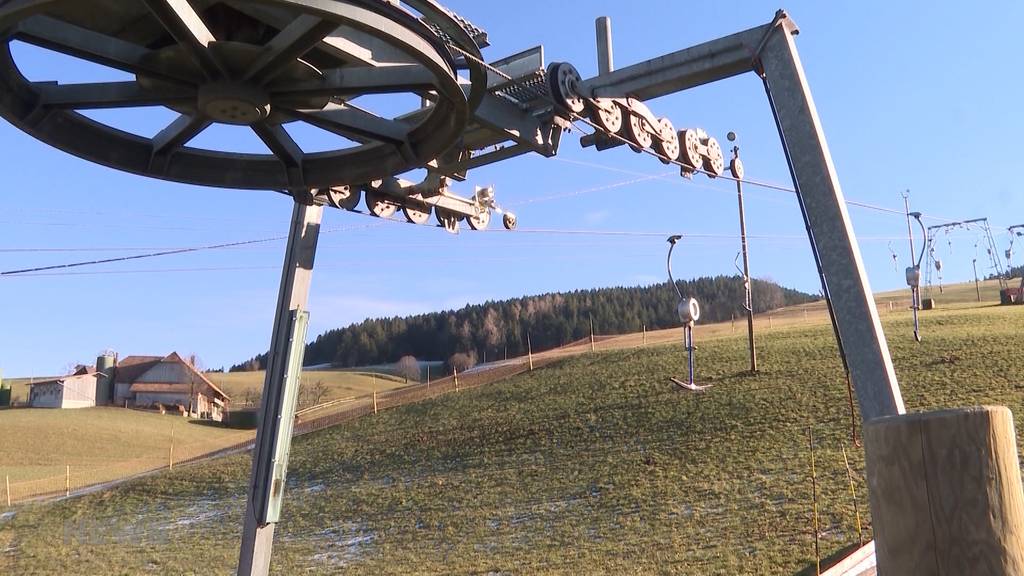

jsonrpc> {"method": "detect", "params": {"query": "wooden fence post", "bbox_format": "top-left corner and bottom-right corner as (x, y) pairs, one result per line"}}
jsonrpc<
(865, 406), (1024, 575)
(642, 324), (647, 346)
(65, 465), (70, 497)
(5, 475), (10, 507)
(841, 444), (864, 545)
(527, 333), (534, 371)
(168, 425), (175, 470)
(454, 365), (459, 392)
(373, 390), (378, 415)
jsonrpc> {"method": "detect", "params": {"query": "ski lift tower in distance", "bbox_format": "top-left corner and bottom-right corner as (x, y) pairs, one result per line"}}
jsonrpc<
(666, 235), (707, 392)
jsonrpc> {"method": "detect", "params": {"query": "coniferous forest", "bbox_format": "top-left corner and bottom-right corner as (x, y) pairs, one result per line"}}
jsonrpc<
(230, 276), (817, 372)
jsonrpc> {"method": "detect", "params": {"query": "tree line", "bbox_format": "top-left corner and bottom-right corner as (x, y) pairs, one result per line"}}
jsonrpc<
(230, 275), (817, 372)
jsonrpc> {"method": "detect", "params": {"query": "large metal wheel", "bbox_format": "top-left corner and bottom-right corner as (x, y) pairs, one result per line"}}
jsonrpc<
(0, 0), (480, 191)
(546, 61), (585, 114)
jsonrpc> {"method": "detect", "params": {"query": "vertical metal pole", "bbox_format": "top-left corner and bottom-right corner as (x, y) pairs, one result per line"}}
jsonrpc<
(735, 165), (757, 373)
(595, 17), (613, 75)
(686, 326), (695, 386)
(758, 21), (904, 420)
(238, 200), (322, 576)
(904, 195), (922, 341)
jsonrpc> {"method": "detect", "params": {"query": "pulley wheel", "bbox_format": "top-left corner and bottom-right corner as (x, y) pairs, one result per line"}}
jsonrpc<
(729, 157), (745, 180)
(625, 111), (653, 152)
(546, 62), (586, 114)
(0, 0), (475, 191)
(679, 129), (703, 172)
(402, 202), (432, 225)
(466, 209), (491, 231)
(654, 118), (679, 164)
(590, 101), (622, 134)
(703, 137), (725, 178)
(365, 189), (398, 218)
(435, 207), (461, 231)
(502, 212), (518, 230)
(316, 185), (360, 210)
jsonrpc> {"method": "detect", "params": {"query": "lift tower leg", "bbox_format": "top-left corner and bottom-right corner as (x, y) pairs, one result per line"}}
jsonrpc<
(758, 22), (904, 420)
(238, 199), (323, 576)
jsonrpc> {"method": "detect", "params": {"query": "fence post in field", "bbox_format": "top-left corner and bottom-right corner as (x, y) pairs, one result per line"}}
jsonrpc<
(590, 313), (596, 352)
(169, 425), (175, 470)
(65, 465), (70, 497)
(527, 333), (534, 371)
(454, 365), (459, 392)
(769, 314), (773, 329)
(865, 406), (1024, 574)
(5, 475), (10, 507)
(426, 365), (430, 388)
(373, 390), (378, 415)
(643, 324), (647, 346)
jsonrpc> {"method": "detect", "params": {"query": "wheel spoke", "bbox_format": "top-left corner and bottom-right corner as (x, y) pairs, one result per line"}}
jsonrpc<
(269, 64), (435, 99)
(15, 15), (199, 85)
(140, 0), (226, 80)
(252, 123), (304, 187)
(281, 103), (408, 145)
(152, 114), (210, 156)
(242, 15), (339, 84)
(34, 81), (194, 109)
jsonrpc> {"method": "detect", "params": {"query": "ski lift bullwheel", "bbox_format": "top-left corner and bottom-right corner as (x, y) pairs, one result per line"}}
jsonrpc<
(0, 0), (478, 191)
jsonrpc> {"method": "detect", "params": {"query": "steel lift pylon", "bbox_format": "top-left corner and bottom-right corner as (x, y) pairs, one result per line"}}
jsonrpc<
(0, 3), (905, 574)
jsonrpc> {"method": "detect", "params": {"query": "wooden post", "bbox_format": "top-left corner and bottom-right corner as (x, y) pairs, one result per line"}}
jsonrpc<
(865, 406), (1024, 575)
(5, 475), (10, 507)
(590, 314), (596, 353)
(373, 390), (378, 415)
(642, 324), (647, 346)
(65, 465), (70, 497)
(888, 301), (894, 313)
(426, 365), (430, 389)
(168, 424), (175, 470)
(841, 444), (864, 545)
(527, 333), (534, 371)
(454, 365), (459, 391)
(769, 314), (773, 329)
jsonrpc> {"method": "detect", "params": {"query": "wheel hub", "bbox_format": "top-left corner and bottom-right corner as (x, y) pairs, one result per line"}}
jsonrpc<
(198, 83), (271, 125)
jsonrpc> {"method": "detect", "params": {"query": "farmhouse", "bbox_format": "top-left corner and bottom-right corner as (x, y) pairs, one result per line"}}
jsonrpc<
(113, 352), (229, 421)
(27, 366), (99, 409)
(29, 351), (229, 420)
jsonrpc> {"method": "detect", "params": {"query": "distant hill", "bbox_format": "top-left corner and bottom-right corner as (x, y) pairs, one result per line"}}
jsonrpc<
(231, 276), (818, 372)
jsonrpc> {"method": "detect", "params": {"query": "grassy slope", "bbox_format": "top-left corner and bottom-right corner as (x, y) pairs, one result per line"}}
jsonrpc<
(208, 370), (406, 403)
(0, 408), (247, 483)
(3, 291), (1023, 574)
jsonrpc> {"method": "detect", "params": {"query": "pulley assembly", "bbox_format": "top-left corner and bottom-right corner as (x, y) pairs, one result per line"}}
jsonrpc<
(547, 61), (725, 178)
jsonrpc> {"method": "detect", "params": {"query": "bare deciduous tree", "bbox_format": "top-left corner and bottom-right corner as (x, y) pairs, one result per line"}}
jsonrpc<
(396, 355), (420, 383)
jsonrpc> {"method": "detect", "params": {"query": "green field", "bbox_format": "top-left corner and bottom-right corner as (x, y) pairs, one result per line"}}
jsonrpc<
(2, 284), (1023, 574)
(0, 408), (248, 484)
(208, 369), (407, 405)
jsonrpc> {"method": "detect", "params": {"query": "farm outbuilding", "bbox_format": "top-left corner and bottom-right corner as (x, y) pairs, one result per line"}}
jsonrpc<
(28, 366), (99, 409)
(113, 352), (229, 421)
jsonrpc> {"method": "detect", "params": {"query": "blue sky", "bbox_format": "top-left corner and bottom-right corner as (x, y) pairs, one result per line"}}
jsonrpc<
(1, 1), (1022, 376)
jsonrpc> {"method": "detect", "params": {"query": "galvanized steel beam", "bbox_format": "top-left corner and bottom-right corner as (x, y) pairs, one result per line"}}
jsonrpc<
(237, 199), (323, 576)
